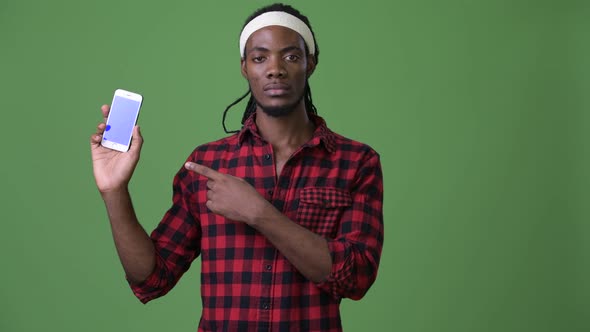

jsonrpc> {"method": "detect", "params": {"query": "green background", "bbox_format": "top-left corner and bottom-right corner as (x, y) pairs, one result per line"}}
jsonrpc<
(1, 0), (588, 331)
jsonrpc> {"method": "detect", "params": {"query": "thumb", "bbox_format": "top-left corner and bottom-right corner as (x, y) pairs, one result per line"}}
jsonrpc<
(130, 125), (144, 152)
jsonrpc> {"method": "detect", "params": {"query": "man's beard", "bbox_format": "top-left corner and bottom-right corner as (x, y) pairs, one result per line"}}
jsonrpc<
(253, 89), (306, 118)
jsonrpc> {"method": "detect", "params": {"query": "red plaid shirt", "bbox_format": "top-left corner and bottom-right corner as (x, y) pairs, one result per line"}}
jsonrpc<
(129, 114), (384, 331)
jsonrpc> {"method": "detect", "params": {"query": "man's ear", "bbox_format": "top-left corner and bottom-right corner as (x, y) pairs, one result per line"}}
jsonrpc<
(306, 55), (316, 78)
(241, 58), (247, 79)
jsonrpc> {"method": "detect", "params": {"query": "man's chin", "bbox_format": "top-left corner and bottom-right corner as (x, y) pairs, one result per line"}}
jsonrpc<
(260, 106), (296, 118)
(255, 92), (305, 118)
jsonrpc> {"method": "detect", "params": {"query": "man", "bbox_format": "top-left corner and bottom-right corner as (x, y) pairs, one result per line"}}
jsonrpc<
(90, 3), (383, 331)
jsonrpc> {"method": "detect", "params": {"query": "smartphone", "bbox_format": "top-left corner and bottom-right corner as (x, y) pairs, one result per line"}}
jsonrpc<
(100, 89), (143, 152)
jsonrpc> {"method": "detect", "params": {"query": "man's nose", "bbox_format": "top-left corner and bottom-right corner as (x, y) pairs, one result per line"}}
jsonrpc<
(266, 58), (286, 79)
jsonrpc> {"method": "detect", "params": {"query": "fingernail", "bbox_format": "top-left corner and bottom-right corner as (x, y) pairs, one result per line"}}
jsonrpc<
(185, 162), (192, 169)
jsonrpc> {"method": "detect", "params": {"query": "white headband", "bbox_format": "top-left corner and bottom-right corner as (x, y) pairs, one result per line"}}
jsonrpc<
(239, 11), (315, 57)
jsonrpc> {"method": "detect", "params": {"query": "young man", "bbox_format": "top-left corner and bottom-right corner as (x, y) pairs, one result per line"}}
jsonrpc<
(90, 3), (383, 331)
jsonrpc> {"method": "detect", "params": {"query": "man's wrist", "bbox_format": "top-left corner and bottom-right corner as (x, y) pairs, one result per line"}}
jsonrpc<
(100, 186), (130, 203)
(249, 200), (280, 228)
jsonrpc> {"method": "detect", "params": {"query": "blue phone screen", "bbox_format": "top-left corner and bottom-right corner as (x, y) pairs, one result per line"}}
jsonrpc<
(103, 96), (141, 145)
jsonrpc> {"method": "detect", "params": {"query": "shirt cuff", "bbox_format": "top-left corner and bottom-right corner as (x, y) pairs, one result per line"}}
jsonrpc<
(314, 238), (353, 300)
(126, 259), (163, 304)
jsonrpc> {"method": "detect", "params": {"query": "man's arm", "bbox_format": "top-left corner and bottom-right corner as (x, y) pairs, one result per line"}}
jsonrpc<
(101, 189), (156, 283)
(314, 152), (383, 300)
(185, 156), (384, 294)
(90, 105), (155, 283)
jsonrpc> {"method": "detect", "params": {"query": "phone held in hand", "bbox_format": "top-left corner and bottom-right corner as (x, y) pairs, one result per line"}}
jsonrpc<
(101, 89), (143, 152)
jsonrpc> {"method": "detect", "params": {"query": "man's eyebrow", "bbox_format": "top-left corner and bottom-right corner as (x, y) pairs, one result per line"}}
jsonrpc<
(280, 46), (303, 53)
(247, 46), (270, 54)
(246, 45), (304, 55)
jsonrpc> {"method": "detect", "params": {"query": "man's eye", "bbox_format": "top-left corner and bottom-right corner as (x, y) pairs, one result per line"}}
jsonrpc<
(285, 54), (299, 61)
(252, 56), (265, 63)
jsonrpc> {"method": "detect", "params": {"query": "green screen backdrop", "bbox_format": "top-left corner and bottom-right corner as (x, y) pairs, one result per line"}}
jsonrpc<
(1, 0), (588, 331)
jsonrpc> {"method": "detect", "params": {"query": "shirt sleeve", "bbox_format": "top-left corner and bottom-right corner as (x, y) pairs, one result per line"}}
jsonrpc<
(127, 164), (201, 304)
(315, 151), (384, 300)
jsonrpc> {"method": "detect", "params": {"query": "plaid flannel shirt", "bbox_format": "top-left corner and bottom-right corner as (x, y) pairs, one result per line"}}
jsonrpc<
(129, 114), (384, 331)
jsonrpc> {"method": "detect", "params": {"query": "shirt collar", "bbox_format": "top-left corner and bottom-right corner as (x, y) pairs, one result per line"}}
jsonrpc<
(237, 112), (336, 153)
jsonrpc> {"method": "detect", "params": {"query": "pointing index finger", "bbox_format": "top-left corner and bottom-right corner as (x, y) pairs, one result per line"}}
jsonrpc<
(185, 162), (223, 180)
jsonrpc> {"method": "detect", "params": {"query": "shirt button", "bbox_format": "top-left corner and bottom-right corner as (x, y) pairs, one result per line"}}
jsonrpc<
(264, 154), (271, 160)
(262, 303), (270, 310)
(265, 264), (272, 271)
(268, 190), (273, 196)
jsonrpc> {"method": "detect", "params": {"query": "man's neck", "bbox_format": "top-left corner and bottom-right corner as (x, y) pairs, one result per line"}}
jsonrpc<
(255, 107), (315, 152)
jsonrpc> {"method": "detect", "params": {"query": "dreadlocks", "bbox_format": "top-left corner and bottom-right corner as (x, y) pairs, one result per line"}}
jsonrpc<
(222, 3), (320, 134)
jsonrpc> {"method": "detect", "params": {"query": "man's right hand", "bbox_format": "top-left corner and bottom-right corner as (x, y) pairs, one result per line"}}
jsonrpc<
(90, 104), (144, 194)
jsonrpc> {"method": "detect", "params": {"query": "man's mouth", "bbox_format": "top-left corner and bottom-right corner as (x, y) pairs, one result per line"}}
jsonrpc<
(264, 83), (290, 96)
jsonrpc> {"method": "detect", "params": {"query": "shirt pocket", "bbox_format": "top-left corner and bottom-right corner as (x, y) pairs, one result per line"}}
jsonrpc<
(296, 187), (352, 238)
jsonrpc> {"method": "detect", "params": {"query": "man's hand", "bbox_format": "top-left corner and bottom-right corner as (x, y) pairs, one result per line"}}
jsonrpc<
(91, 104), (144, 194)
(185, 162), (271, 225)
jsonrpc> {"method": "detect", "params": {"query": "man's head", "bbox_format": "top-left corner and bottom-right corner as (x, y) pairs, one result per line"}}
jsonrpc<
(240, 6), (319, 63)
(223, 3), (320, 133)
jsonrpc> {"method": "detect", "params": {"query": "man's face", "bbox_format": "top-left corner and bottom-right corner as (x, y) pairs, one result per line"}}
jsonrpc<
(241, 25), (315, 117)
